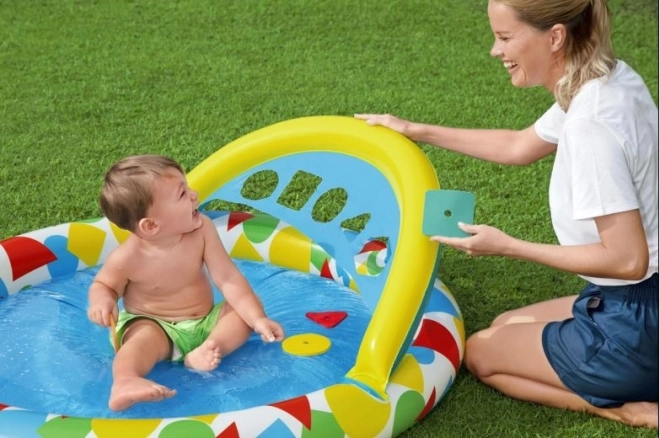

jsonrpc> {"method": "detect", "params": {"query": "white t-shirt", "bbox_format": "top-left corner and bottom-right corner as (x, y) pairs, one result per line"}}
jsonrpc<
(535, 60), (658, 286)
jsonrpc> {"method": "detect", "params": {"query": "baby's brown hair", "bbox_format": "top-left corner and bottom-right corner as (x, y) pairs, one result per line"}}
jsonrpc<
(100, 155), (184, 232)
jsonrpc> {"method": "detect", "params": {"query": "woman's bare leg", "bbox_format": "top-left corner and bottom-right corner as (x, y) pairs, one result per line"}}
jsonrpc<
(491, 295), (577, 326)
(466, 304), (658, 428)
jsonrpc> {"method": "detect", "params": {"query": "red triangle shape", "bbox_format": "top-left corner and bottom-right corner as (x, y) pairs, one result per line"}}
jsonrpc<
(270, 395), (312, 430)
(416, 387), (437, 421)
(319, 259), (333, 280)
(305, 311), (348, 328)
(0, 236), (57, 281)
(217, 422), (239, 438)
(227, 211), (254, 231)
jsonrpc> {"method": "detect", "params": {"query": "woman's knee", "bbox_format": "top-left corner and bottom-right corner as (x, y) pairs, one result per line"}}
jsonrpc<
(464, 331), (493, 379)
(491, 311), (512, 327)
(491, 308), (530, 326)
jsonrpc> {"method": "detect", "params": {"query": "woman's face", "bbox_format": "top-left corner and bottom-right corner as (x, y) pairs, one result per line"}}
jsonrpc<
(487, 0), (562, 91)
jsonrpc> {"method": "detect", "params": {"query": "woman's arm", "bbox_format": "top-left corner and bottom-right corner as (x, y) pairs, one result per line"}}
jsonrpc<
(434, 209), (649, 280)
(355, 114), (557, 165)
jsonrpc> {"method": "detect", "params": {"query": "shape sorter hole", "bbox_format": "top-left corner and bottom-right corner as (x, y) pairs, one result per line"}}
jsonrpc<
(444, 210), (452, 218)
(276, 170), (322, 211)
(201, 199), (260, 214)
(340, 213), (371, 234)
(311, 188), (348, 223)
(241, 170), (279, 201)
(352, 236), (390, 278)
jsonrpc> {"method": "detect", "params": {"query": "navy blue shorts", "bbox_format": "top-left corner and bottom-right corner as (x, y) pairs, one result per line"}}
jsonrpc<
(542, 273), (658, 408)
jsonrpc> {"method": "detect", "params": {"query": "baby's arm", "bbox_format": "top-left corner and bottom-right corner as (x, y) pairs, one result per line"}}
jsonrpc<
(88, 249), (129, 327)
(201, 216), (284, 341)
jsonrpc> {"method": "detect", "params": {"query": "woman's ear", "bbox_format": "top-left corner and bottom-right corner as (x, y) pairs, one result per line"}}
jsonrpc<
(137, 217), (159, 236)
(549, 24), (567, 53)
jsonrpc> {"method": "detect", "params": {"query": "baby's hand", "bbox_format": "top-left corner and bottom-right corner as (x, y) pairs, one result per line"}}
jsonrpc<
(87, 299), (118, 328)
(253, 318), (285, 343)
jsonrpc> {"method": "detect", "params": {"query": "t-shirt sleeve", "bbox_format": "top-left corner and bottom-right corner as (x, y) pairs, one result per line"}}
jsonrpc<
(562, 118), (639, 220)
(534, 102), (563, 144)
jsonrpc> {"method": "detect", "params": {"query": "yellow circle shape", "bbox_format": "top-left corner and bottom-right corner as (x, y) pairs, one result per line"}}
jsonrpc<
(282, 333), (331, 356)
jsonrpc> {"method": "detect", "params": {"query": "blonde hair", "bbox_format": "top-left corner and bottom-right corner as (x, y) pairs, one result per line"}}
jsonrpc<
(100, 155), (184, 231)
(497, 0), (616, 110)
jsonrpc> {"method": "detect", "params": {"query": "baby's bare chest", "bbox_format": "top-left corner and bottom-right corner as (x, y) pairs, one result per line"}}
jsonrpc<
(128, 245), (205, 291)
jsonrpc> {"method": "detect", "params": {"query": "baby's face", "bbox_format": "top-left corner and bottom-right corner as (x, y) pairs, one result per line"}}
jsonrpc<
(148, 169), (203, 235)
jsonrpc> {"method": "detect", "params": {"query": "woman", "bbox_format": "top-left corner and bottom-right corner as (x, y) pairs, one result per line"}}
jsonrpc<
(356, 0), (658, 428)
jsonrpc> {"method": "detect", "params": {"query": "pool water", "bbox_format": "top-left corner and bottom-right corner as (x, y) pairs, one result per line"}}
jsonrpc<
(0, 260), (371, 419)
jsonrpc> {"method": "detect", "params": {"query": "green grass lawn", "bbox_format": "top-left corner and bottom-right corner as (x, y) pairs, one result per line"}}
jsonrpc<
(0, 1), (657, 436)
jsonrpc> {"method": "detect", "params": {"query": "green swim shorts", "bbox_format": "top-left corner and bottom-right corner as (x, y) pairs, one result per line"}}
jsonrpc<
(114, 302), (224, 361)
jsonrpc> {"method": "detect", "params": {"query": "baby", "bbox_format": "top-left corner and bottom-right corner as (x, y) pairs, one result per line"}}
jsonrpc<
(87, 154), (284, 411)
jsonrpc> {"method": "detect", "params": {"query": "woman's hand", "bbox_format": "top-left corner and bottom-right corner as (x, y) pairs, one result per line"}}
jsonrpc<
(354, 113), (413, 137)
(431, 222), (515, 257)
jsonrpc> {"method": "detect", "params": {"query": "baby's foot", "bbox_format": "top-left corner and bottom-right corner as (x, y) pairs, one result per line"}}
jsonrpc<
(184, 339), (222, 371)
(108, 377), (176, 411)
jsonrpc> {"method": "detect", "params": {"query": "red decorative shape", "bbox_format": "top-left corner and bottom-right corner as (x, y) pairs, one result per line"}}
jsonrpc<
(319, 259), (333, 280)
(359, 239), (387, 253)
(0, 236), (57, 281)
(217, 422), (239, 438)
(0, 403), (8, 410)
(412, 319), (460, 375)
(269, 395), (312, 430)
(415, 387), (437, 421)
(227, 212), (254, 231)
(305, 311), (348, 328)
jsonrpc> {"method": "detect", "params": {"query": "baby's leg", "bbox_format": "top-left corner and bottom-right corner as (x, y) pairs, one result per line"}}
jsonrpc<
(184, 304), (252, 371)
(109, 319), (175, 411)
